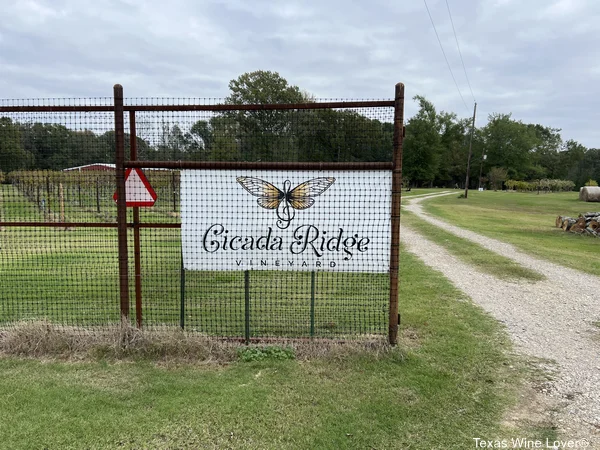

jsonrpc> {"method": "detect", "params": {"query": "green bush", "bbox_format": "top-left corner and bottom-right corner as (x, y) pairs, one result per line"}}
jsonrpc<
(585, 179), (598, 186)
(237, 346), (296, 362)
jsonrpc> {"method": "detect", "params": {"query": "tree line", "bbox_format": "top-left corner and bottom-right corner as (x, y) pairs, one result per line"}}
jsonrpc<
(1, 71), (598, 188)
(403, 95), (599, 189)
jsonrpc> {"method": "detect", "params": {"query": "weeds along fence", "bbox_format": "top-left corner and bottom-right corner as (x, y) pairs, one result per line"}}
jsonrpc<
(0, 84), (404, 344)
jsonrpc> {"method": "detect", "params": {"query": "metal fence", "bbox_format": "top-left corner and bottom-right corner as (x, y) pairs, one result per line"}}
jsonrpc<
(0, 84), (404, 343)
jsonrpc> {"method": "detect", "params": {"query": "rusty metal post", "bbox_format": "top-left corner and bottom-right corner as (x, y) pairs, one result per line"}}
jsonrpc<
(130, 110), (143, 328)
(114, 84), (130, 320)
(389, 83), (405, 345)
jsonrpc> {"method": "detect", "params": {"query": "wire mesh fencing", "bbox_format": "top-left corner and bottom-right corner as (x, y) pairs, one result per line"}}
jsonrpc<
(0, 86), (403, 342)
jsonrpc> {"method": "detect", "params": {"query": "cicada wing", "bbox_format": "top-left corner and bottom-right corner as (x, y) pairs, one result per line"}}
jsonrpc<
(236, 176), (283, 198)
(287, 197), (315, 210)
(288, 177), (335, 199)
(287, 177), (335, 210)
(257, 197), (282, 209)
(237, 176), (284, 210)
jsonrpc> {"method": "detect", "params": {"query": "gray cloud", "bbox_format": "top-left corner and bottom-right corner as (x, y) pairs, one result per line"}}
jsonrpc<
(0, 0), (599, 146)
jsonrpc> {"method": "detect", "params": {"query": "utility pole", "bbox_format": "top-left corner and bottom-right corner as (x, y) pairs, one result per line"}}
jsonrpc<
(464, 102), (477, 198)
(478, 153), (486, 190)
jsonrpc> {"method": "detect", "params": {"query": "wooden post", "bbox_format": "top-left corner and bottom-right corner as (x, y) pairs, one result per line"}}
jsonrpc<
(114, 84), (130, 320)
(46, 175), (51, 218)
(59, 182), (65, 224)
(389, 83), (404, 345)
(96, 177), (101, 213)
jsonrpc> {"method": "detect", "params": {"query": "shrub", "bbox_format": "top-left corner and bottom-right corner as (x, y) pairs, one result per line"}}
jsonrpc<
(585, 179), (598, 187)
(237, 346), (296, 362)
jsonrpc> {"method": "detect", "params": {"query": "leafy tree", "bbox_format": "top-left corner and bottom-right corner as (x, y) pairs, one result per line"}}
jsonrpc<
(223, 71), (312, 161)
(19, 122), (75, 169)
(207, 116), (241, 161)
(403, 96), (442, 186)
(570, 147), (600, 188)
(562, 139), (589, 187)
(487, 167), (507, 190)
(435, 111), (470, 187)
(186, 120), (213, 159)
(222, 71), (309, 161)
(482, 113), (538, 179)
(0, 117), (34, 172)
(188, 71), (392, 164)
(296, 109), (392, 163)
(226, 70), (306, 105)
(527, 124), (563, 179)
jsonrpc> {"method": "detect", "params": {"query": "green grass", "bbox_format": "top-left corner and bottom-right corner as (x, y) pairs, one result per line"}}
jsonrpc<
(0, 246), (556, 449)
(0, 225), (388, 336)
(401, 209), (545, 282)
(420, 191), (600, 276)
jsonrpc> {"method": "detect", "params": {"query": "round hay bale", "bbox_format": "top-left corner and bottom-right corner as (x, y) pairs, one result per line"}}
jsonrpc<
(580, 186), (600, 202)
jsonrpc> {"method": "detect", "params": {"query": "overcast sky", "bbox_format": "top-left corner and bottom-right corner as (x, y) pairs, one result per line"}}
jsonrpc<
(1, 0), (599, 147)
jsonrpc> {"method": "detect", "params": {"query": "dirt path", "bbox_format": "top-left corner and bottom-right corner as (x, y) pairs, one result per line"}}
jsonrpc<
(402, 193), (600, 444)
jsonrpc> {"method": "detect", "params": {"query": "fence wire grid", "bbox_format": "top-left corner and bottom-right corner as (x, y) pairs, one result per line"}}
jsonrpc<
(0, 90), (403, 341)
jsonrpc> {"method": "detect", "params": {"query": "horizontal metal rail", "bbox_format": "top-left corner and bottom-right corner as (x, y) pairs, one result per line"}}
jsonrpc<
(126, 161), (394, 171)
(0, 222), (181, 228)
(0, 106), (114, 113)
(123, 100), (394, 112)
(0, 100), (394, 114)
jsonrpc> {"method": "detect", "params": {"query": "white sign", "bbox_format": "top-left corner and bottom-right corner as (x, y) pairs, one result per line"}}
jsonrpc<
(113, 168), (157, 207)
(181, 170), (392, 272)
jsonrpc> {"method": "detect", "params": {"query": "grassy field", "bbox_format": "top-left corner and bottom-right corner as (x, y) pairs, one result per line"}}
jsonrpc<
(420, 190), (600, 276)
(0, 245), (556, 449)
(0, 223), (388, 337)
(401, 209), (544, 282)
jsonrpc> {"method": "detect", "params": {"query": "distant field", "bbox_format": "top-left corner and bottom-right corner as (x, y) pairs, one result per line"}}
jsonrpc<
(421, 190), (600, 276)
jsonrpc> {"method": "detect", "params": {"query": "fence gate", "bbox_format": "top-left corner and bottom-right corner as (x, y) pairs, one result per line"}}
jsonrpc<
(0, 83), (404, 344)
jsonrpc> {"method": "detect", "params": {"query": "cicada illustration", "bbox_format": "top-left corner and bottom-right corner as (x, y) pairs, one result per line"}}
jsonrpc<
(236, 176), (336, 229)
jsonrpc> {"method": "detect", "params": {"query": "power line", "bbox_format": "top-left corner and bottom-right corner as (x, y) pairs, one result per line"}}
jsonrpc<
(445, 0), (476, 103)
(423, 0), (469, 112)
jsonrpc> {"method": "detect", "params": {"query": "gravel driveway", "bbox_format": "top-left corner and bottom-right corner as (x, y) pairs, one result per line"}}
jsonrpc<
(402, 193), (600, 445)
